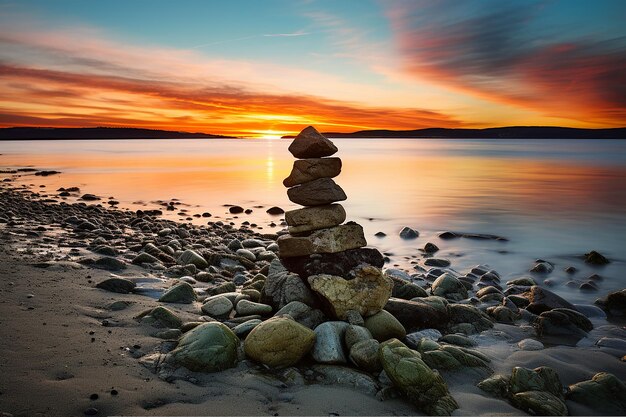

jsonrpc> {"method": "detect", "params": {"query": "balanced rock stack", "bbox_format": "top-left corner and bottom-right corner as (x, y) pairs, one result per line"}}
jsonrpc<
(278, 126), (381, 268)
(277, 126), (390, 320)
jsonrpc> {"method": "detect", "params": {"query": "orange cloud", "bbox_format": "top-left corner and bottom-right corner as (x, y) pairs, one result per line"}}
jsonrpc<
(0, 28), (463, 136)
(385, 1), (626, 127)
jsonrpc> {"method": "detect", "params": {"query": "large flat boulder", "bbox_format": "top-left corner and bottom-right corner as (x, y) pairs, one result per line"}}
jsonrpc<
(283, 157), (342, 187)
(285, 204), (346, 234)
(287, 177), (347, 206)
(288, 126), (338, 158)
(277, 223), (366, 258)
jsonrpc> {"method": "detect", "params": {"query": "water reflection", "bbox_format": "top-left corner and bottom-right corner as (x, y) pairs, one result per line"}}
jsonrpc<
(1, 138), (625, 303)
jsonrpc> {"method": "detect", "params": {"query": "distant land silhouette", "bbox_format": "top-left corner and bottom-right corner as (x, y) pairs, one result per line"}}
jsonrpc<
(1, 126), (625, 140)
(0, 127), (235, 140)
(284, 126), (626, 139)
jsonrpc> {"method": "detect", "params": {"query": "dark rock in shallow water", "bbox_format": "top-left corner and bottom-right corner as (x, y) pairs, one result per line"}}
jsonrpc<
(524, 285), (577, 315)
(384, 297), (449, 331)
(595, 288), (626, 316)
(567, 372), (626, 415)
(96, 277), (136, 294)
(266, 206), (284, 215)
(424, 258), (450, 268)
(533, 308), (592, 342)
(584, 250), (610, 265)
(399, 226), (419, 239)
(423, 242), (439, 253)
(447, 304), (494, 334)
(281, 247), (384, 278)
(438, 231), (459, 240)
(228, 205), (244, 214)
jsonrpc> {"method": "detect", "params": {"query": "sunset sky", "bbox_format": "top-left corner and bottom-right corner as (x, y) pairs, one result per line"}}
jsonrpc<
(0, 0), (624, 137)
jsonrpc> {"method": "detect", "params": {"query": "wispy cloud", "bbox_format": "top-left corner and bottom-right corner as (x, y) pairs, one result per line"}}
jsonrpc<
(191, 30), (310, 49)
(384, 0), (626, 126)
(0, 27), (461, 135)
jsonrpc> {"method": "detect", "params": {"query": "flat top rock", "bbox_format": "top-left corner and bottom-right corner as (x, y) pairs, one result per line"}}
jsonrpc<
(288, 126), (338, 158)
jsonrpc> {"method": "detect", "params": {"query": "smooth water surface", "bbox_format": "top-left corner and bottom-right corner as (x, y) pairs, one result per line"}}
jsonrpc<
(1, 138), (625, 304)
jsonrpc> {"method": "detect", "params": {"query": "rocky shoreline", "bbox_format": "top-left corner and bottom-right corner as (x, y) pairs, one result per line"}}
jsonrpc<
(0, 129), (625, 416)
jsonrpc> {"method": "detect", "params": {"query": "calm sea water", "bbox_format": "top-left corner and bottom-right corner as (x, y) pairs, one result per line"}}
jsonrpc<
(1, 138), (625, 305)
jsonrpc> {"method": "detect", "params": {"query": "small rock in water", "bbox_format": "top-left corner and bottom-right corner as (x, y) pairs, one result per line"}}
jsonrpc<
(228, 205), (244, 214)
(375, 231), (386, 238)
(423, 242), (439, 253)
(518, 338), (544, 351)
(584, 250), (610, 265)
(266, 206), (284, 215)
(399, 226), (419, 239)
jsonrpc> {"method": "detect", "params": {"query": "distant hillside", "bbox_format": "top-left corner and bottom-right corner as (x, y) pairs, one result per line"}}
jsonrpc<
(0, 127), (236, 140)
(283, 126), (626, 139)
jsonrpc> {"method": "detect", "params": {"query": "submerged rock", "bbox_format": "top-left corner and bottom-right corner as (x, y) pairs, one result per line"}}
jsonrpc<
(379, 339), (458, 416)
(168, 322), (239, 372)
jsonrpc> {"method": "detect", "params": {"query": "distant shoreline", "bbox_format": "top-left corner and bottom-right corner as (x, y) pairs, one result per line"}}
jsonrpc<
(284, 126), (626, 140)
(1, 126), (625, 140)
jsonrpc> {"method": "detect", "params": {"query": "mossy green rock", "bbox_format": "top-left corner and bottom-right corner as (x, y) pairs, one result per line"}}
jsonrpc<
(349, 339), (382, 372)
(379, 339), (458, 416)
(512, 390), (568, 416)
(177, 249), (208, 268)
(169, 322), (239, 372)
(567, 372), (626, 415)
(364, 310), (406, 342)
(146, 306), (183, 328)
(478, 374), (510, 398)
(159, 282), (197, 304)
(244, 316), (316, 368)
(431, 273), (468, 301)
(509, 366), (563, 399)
